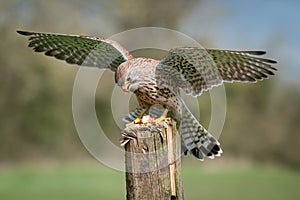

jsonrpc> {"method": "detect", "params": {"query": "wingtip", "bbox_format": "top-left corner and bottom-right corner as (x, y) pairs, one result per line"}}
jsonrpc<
(245, 50), (266, 55)
(16, 30), (33, 36)
(269, 60), (278, 64)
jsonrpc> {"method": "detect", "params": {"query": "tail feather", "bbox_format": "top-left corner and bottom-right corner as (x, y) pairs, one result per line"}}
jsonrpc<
(123, 101), (223, 160)
(179, 99), (223, 160)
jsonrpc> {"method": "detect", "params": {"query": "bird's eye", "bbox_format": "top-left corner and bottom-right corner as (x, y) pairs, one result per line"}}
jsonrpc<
(126, 77), (131, 82)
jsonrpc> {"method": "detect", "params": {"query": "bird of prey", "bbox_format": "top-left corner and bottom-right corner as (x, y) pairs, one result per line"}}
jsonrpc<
(17, 30), (277, 160)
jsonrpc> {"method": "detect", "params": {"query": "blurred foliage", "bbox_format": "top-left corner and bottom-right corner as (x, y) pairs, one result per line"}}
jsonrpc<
(0, 0), (300, 171)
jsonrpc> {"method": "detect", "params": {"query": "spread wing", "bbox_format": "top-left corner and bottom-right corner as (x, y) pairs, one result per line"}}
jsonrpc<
(156, 47), (277, 96)
(17, 30), (133, 72)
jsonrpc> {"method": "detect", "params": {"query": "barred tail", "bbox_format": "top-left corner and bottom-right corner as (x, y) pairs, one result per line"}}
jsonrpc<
(179, 99), (222, 160)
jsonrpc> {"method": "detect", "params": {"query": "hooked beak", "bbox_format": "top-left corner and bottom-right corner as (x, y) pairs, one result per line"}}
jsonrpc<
(122, 84), (129, 93)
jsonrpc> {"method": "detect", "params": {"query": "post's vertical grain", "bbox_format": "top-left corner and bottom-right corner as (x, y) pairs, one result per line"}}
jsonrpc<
(123, 120), (184, 200)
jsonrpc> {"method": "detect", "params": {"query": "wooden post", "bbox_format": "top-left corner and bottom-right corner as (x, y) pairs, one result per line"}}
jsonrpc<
(121, 120), (184, 200)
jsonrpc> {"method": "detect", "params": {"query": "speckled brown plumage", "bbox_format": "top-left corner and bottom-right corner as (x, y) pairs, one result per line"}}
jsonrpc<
(18, 30), (277, 160)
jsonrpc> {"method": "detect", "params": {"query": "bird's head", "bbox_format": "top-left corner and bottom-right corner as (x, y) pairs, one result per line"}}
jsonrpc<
(115, 62), (139, 93)
(115, 58), (157, 94)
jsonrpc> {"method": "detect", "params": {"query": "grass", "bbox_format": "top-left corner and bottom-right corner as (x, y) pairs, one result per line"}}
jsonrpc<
(0, 161), (299, 200)
(183, 162), (300, 200)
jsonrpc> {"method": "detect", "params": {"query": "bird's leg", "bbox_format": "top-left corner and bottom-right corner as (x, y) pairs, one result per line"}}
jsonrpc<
(155, 108), (171, 123)
(134, 108), (147, 124)
(125, 108), (147, 126)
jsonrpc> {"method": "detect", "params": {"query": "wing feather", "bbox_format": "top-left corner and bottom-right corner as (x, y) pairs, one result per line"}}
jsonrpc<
(156, 47), (277, 96)
(17, 30), (133, 72)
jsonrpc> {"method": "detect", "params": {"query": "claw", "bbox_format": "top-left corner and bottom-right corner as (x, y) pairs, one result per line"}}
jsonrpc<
(125, 107), (148, 127)
(155, 117), (171, 123)
(134, 117), (143, 124)
(126, 117), (142, 127)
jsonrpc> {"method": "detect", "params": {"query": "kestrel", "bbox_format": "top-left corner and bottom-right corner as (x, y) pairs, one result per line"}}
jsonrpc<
(17, 30), (277, 160)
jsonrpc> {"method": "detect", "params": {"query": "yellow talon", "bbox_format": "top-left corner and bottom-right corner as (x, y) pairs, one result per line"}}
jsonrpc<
(134, 117), (142, 124)
(155, 117), (171, 123)
(165, 117), (171, 121)
(126, 117), (142, 127)
(125, 107), (147, 127)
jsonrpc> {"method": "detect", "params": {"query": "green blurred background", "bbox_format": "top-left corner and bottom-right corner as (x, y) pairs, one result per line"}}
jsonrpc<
(1, 0), (300, 199)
